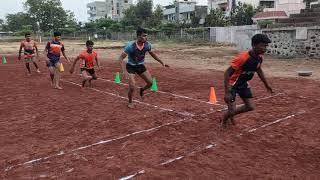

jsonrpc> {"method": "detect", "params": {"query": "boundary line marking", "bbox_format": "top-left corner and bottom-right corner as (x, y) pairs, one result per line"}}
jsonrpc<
(63, 80), (195, 117)
(3, 83), (284, 173)
(97, 77), (225, 106)
(119, 110), (306, 179)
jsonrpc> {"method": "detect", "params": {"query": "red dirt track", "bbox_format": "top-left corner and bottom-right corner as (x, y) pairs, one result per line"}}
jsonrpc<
(1, 55), (319, 179)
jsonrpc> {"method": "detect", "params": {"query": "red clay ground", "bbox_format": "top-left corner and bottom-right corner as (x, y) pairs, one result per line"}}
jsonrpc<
(0, 54), (319, 179)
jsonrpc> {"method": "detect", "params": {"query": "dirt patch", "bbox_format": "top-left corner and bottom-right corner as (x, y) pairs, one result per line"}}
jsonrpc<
(1, 54), (319, 179)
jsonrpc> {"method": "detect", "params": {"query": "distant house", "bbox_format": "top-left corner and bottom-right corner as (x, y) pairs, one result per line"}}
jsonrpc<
(87, 1), (108, 21)
(0, 31), (13, 38)
(252, 11), (288, 23)
(163, 0), (208, 24)
(252, 0), (306, 25)
(106, 0), (133, 21)
(87, 0), (133, 22)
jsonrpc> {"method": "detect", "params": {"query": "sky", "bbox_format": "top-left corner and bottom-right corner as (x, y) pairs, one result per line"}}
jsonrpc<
(0, 0), (207, 23)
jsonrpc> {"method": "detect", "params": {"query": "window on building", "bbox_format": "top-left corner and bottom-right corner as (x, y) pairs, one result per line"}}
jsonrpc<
(124, 0), (128, 3)
(259, 1), (275, 8)
(117, 10), (120, 14)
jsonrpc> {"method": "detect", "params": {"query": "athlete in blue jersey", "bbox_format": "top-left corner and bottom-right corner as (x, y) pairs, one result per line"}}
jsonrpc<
(118, 27), (169, 108)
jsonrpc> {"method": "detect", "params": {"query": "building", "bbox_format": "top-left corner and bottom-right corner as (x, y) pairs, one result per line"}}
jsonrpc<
(260, 0), (305, 15)
(87, 1), (108, 21)
(208, 0), (306, 16)
(87, 0), (133, 21)
(163, 0), (208, 24)
(252, 0), (306, 23)
(207, 0), (239, 15)
(106, 0), (133, 21)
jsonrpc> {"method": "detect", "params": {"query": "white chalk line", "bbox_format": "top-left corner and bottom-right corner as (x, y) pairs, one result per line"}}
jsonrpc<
(3, 83), (285, 173)
(197, 92), (284, 117)
(119, 109), (306, 179)
(62, 80), (195, 117)
(119, 143), (216, 180)
(96, 77), (225, 106)
(4, 118), (192, 172)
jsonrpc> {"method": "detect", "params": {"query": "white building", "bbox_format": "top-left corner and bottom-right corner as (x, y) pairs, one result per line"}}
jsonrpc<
(208, 0), (306, 16)
(163, 0), (208, 24)
(261, 0), (305, 15)
(87, 1), (108, 21)
(87, 0), (133, 21)
(106, 0), (133, 21)
(252, 0), (306, 22)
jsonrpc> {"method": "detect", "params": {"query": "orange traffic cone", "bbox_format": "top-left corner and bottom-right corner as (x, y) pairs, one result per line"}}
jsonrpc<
(209, 87), (217, 104)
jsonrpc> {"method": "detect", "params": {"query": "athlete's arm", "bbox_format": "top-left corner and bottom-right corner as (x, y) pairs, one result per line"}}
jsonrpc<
(257, 67), (273, 93)
(224, 66), (235, 103)
(118, 52), (128, 72)
(69, 56), (80, 74)
(18, 43), (23, 60)
(149, 51), (169, 67)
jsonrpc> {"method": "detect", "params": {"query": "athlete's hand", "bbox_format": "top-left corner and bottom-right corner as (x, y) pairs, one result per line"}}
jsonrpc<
(163, 63), (169, 68)
(224, 92), (234, 104)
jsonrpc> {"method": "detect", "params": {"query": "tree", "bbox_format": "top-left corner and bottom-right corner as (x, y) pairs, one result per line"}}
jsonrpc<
(121, 0), (154, 28)
(3, 13), (35, 32)
(147, 5), (163, 27)
(230, 2), (257, 26)
(24, 0), (77, 32)
(205, 9), (230, 27)
(0, 19), (4, 30)
(121, 5), (142, 28)
(191, 14), (201, 27)
(135, 0), (153, 25)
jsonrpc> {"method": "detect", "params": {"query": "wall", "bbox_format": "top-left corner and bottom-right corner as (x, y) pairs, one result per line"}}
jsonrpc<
(263, 26), (320, 58)
(209, 25), (261, 50)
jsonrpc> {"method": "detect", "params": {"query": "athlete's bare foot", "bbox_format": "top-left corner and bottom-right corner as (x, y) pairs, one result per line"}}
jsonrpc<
(230, 117), (236, 125)
(139, 88), (144, 100)
(127, 103), (135, 109)
(54, 86), (63, 90)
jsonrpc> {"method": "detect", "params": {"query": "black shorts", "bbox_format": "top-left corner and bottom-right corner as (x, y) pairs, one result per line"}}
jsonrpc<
(126, 64), (146, 75)
(230, 86), (253, 102)
(81, 68), (97, 79)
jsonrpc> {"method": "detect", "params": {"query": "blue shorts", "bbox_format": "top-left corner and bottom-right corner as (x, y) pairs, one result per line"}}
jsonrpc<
(47, 59), (60, 67)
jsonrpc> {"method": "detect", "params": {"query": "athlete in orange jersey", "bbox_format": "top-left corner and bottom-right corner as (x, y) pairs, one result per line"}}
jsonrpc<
(70, 40), (100, 87)
(222, 34), (273, 128)
(18, 33), (40, 75)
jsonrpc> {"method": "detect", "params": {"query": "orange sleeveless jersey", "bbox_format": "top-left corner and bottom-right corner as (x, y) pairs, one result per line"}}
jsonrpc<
(79, 50), (97, 69)
(229, 51), (263, 86)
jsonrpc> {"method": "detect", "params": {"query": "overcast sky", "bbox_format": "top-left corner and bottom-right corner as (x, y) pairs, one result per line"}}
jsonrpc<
(0, 0), (207, 23)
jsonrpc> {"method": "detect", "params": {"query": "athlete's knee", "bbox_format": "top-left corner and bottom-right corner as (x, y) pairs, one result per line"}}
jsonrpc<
(146, 81), (152, 87)
(129, 87), (135, 92)
(246, 104), (255, 111)
(85, 75), (92, 80)
(227, 109), (235, 116)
